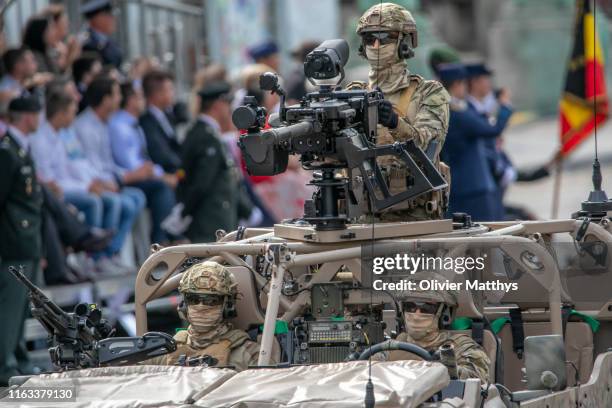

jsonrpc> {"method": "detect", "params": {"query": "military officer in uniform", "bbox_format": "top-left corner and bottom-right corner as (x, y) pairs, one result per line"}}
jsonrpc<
(172, 81), (253, 243)
(351, 3), (451, 221)
(438, 63), (513, 221)
(386, 273), (491, 383)
(0, 96), (44, 385)
(145, 261), (262, 371)
(81, 0), (123, 69)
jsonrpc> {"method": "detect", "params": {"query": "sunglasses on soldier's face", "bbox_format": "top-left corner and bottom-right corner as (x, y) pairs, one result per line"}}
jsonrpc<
(184, 293), (224, 306)
(362, 32), (400, 46)
(402, 301), (439, 314)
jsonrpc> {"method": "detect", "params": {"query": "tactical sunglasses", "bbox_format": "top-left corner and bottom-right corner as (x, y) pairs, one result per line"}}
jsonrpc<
(184, 293), (224, 306)
(362, 32), (399, 46)
(402, 301), (439, 314)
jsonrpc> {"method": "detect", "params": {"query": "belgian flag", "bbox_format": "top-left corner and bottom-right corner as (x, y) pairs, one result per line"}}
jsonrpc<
(559, 0), (609, 156)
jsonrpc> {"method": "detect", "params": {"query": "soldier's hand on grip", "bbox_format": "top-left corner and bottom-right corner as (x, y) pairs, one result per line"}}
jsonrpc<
(378, 99), (399, 129)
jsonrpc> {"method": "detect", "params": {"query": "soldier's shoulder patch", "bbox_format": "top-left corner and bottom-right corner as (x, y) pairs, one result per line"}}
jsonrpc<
(345, 80), (368, 90)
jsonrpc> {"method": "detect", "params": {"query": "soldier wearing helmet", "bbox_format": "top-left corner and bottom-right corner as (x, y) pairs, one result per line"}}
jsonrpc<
(352, 3), (451, 221)
(387, 273), (490, 382)
(144, 261), (262, 370)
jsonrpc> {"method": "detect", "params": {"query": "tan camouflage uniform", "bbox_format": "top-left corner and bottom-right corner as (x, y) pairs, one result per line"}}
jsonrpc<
(143, 262), (263, 371)
(389, 331), (491, 383)
(353, 3), (451, 221)
(384, 273), (490, 383)
(144, 326), (260, 371)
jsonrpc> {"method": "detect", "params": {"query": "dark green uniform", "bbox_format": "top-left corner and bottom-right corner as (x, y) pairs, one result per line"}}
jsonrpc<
(178, 119), (252, 243)
(0, 131), (43, 385)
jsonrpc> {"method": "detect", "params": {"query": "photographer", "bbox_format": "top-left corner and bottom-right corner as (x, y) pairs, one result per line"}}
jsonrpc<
(352, 3), (451, 222)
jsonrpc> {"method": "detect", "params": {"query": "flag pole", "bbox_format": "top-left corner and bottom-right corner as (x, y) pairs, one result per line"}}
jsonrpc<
(551, 151), (563, 219)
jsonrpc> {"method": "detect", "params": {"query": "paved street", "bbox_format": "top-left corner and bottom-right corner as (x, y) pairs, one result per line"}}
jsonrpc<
(503, 118), (612, 220)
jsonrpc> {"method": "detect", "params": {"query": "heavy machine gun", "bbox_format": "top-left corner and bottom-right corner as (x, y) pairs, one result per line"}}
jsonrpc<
(9, 266), (176, 370)
(233, 39), (447, 231)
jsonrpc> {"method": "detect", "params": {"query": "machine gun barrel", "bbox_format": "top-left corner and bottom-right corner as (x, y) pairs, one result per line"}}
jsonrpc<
(262, 120), (315, 147)
(8, 266), (66, 317)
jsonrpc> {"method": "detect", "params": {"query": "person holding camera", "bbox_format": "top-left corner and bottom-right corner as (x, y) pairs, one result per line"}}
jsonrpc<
(143, 261), (262, 371)
(351, 3), (451, 222)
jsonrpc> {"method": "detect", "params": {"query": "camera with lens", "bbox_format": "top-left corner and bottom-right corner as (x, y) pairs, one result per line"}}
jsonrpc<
(233, 39), (446, 230)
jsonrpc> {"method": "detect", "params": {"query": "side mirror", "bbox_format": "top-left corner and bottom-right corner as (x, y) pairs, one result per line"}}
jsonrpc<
(524, 335), (567, 391)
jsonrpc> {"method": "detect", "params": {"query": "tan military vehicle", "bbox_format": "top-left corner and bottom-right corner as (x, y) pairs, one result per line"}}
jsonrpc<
(3, 39), (612, 408)
(6, 209), (610, 407)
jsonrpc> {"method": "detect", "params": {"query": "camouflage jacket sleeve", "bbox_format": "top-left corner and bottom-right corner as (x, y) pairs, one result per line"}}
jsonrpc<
(451, 334), (491, 383)
(391, 80), (450, 151)
(228, 339), (262, 372)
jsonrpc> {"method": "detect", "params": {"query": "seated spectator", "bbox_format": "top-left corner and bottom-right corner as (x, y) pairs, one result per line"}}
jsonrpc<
(72, 53), (102, 109)
(109, 82), (177, 244)
(74, 76), (147, 269)
(31, 91), (108, 234)
(0, 48), (41, 97)
(41, 4), (82, 73)
(45, 76), (82, 106)
(139, 70), (181, 173)
(22, 16), (60, 74)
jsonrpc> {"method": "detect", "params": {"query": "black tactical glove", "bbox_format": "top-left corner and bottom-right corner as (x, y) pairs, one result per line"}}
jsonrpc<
(378, 99), (399, 129)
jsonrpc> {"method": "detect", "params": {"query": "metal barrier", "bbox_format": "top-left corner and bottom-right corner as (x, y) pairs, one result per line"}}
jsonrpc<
(118, 0), (204, 92)
(1, 0), (204, 90)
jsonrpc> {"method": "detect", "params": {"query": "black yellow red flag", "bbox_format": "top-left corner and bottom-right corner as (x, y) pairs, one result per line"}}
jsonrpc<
(559, 0), (609, 156)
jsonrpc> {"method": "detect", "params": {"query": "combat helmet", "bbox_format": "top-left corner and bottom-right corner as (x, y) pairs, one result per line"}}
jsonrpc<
(356, 2), (418, 49)
(398, 272), (458, 306)
(179, 261), (237, 297)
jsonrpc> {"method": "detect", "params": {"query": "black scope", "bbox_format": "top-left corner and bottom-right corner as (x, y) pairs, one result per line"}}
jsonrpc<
(232, 96), (267, 130)
(304, 39), (349, 81)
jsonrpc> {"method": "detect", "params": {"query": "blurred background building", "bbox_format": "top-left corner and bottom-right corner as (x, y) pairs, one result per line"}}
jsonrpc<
(1, 0), (610, 115)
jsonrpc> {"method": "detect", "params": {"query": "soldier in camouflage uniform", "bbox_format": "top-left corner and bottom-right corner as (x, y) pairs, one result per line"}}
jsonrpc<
(386, 273), (490, 383)
(352, 3), (451, 221)
(145, 261), (261, 371)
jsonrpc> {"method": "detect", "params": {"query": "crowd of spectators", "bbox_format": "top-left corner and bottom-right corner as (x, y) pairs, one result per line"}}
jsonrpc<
(0, 1), (314, 290)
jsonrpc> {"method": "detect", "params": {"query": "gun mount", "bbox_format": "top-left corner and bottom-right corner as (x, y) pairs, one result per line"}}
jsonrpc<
(233, 39), (446, 231)
(8, 266), (176, 370)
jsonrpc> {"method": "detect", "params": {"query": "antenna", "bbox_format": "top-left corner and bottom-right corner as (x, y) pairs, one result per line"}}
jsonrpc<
(364, 2), (383, 407)
(573, 0), (612, 219)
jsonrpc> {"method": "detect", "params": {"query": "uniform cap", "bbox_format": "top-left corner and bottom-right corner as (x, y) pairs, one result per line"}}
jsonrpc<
(437, 63), (468, 84)
(465, 63), (493, 78)
(8, 96), (42, 113)
(198, 81), (232, 103)
(81, 0), (113, 18)
(248, 41), (279, 61)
